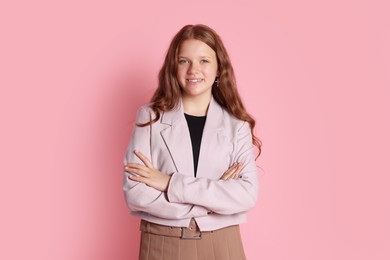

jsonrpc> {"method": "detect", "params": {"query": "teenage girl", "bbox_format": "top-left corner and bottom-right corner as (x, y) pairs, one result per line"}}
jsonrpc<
(123, 24), (261, 260)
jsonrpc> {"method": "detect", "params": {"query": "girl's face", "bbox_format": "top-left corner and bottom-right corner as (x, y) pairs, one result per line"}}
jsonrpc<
(176, 39), (219, 101)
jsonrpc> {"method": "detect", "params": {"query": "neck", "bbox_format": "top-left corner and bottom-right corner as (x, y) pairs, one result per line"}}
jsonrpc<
(182, 94), (211, 116)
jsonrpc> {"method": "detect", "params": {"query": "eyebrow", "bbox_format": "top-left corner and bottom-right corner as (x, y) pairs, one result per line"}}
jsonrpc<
(178, 55), (212, 59)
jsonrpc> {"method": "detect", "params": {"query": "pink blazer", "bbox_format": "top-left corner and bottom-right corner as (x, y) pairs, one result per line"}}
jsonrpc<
(123, 96), (259, 231)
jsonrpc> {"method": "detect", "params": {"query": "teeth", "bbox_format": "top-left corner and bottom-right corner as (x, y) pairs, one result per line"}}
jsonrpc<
(187, 79), (202, 83)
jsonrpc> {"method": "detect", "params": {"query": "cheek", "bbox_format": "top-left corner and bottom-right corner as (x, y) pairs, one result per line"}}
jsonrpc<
(208, 64), (218, 74)
(176, 70), (185, 87)
(177, 68), (186, 79)
(206, 68), (218, 77)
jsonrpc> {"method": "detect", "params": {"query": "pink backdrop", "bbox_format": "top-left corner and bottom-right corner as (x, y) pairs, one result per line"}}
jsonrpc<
(1, 0), (390, 259)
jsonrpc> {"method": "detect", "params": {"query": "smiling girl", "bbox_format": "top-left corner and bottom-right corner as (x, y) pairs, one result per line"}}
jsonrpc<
(123, 24), (261, 260)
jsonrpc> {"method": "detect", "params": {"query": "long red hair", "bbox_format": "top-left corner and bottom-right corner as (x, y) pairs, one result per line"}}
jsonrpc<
(140, 24), (261, 158)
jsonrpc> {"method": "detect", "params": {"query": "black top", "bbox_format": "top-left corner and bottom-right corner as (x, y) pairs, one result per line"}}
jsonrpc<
(184, 113), (207, 177)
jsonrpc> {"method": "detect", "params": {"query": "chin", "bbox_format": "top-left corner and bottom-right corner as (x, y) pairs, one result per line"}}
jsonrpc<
(183, 89), (212, 98)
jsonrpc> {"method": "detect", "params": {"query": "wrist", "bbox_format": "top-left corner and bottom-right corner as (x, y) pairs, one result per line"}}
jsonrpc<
(164, 175), (172, 192)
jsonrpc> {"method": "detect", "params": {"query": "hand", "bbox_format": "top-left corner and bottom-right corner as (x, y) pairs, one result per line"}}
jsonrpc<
(220, 162), (243, 180)
(125, 150), (171, 192)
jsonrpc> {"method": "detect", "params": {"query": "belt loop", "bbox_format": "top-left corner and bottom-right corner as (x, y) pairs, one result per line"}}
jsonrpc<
(146, 221), (150, 233)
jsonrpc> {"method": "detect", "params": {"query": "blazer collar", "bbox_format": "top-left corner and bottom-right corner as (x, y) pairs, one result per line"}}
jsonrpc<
(160, 95), (225, 132)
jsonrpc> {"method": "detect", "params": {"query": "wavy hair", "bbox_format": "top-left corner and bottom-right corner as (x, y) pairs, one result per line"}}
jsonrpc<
(139, 24), (261, 158)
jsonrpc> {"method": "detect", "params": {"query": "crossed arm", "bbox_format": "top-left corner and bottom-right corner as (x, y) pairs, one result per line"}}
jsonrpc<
(123, 107), (258, 218)
(125, 150), (244, 192)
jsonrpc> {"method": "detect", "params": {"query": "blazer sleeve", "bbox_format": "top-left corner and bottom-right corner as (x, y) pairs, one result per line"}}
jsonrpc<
(123, 106), (209, 220)
(167, 121), (259, 215)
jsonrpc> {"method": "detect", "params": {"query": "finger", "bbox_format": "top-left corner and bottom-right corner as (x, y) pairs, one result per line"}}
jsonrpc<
(134, 150), (154, 168)
(228, 169), (240, 180)
(225, 163), (240, 179)
(225, 163), (243, 180)
(233, 164), (244, 179)
(221, 163), (239, 180)
(128, 174), (149, 185)
(125, 163), (149, 172)
(220, 166), (235, 180)
(125, 164), (150, 177)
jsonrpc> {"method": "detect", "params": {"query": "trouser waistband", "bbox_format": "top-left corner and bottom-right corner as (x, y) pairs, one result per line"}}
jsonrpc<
(140, 218), (207, 240)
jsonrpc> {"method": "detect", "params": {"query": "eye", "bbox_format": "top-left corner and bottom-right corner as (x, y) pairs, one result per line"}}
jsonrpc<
(200, 59), (209, 64)
(178, 59), (188, 64)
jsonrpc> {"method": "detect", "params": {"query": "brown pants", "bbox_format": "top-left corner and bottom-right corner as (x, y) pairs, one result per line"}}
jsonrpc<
(139, 219), (246, 260)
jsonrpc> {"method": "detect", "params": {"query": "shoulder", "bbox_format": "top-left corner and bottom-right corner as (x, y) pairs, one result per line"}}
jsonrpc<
(212, 98), (246, 130)
(221, 108), (248, 131)
(134, 104), (157, 124)
(136, 103), (153, 113)
(219, 111), (253, 150)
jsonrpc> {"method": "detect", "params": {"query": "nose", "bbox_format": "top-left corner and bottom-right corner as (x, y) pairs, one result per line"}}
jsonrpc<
(187, 62), (199, 75)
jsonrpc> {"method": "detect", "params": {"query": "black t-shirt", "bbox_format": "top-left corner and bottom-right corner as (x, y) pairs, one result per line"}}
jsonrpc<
(184, 113), (207, 177)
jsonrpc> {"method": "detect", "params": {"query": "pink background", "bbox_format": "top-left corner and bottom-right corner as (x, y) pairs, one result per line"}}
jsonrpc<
(1, 0), (389, 259)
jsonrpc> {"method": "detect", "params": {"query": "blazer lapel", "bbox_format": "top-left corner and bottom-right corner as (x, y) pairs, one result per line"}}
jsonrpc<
(196, 97), (227, 178)
(159, 96), (227, 178)
(160, 100), (195, 176)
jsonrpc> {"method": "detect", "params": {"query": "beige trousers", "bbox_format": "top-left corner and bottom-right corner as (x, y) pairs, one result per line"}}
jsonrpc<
(139, 219), (246, 260)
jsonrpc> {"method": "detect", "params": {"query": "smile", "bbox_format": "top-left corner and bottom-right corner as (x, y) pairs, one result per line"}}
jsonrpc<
(187, 79), (203, 83)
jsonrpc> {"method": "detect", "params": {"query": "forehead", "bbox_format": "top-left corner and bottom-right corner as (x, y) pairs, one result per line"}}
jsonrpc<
(178, 39), (216, 58)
